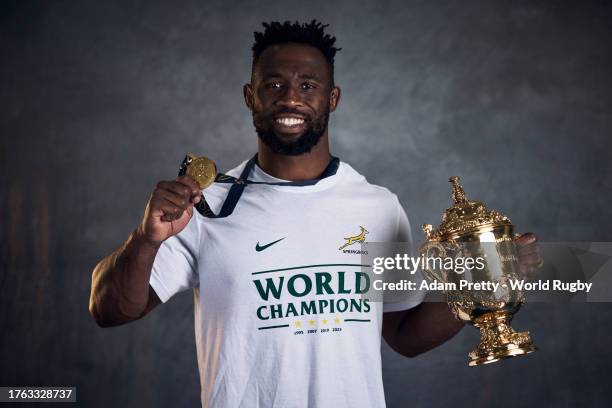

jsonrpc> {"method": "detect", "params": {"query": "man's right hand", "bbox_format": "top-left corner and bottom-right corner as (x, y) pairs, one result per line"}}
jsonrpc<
(138, 175), (202, 246)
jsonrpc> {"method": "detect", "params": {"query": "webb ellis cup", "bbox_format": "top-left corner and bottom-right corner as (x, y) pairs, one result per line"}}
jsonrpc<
(420, 176), (537, 366)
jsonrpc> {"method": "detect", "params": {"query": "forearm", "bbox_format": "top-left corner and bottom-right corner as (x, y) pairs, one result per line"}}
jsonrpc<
(89, 226), (161, 327)
(384, 298), (464, 357)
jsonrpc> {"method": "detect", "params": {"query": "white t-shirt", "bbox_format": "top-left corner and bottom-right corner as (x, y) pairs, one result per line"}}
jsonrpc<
(150, 158), (424, 408)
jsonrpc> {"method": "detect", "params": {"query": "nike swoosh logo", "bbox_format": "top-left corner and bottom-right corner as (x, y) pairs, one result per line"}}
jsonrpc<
(256, 237), (285, 252)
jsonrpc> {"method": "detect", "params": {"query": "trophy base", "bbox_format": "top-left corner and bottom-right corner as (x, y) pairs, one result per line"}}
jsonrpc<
(468, 311), (537, 367)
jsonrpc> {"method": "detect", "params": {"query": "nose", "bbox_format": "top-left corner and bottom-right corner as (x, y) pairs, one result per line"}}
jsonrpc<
(276, 84), (303, 108)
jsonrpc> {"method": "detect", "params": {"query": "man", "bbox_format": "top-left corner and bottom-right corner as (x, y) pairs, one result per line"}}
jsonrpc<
(89, 20), (541, 407)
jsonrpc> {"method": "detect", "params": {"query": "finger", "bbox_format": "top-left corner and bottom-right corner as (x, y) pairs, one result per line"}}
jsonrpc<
(175, 177), (202, 204)
(517, 244), (540, 256)
(515, 232), (537, 246)
(151, 196), (185, 222)
(176, 175), (202, 196)
(518, 252), (542, 266)
(519, 265), (538, 280)
(157, 180), (195, 201)
(154, 187), (190, 209)
(160, 211), (183, 222)
(163, 204), (193, 223)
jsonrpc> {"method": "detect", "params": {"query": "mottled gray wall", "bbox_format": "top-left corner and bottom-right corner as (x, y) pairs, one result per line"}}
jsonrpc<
(1, 0), (611, 407)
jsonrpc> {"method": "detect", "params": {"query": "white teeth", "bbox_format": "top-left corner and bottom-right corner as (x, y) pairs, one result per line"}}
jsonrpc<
(276, 117), (304, 126)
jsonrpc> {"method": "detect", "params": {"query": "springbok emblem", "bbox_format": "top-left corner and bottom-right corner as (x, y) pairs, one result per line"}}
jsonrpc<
(339, 226), (369, 250)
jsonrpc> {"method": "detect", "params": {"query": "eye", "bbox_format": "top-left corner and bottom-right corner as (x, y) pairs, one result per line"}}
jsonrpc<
(301, 82), (316, 90)
(266, 82), (282, 89)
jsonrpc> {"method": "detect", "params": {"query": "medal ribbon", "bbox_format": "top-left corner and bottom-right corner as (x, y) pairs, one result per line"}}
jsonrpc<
(178, 153), (340, 218)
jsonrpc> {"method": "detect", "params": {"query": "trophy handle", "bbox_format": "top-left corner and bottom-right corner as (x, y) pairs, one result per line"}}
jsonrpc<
(419, 240), (449, 284)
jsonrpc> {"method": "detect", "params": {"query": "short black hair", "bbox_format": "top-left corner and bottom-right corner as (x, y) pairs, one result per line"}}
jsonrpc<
(251, 20), (341, 84)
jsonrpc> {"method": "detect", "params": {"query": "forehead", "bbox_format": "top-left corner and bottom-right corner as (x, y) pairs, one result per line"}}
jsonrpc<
(253, 43), (330, 80)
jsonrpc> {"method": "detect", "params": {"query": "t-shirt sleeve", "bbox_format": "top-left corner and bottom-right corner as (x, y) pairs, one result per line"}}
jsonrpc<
(149, 213), (201, 303)
(382, 196), (427, 313)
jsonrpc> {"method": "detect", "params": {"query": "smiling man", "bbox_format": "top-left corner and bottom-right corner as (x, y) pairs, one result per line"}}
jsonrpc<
(89, 20), (541, 408)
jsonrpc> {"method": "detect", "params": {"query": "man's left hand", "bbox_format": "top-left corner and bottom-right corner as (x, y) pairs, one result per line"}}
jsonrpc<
(515, 232), (544, 280)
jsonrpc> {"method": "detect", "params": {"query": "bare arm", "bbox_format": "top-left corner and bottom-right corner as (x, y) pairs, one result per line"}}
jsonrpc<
(382, 294), (465, 357)
(89, 228), (163, 327)
(88, 175), (202, 327)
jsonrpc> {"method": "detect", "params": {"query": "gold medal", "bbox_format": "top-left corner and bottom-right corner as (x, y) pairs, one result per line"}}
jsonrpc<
(185, 154), (217, 190)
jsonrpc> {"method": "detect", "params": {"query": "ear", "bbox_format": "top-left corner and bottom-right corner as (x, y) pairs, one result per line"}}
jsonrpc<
(328, 86), (341, 113)
(243, 83), (254, 112)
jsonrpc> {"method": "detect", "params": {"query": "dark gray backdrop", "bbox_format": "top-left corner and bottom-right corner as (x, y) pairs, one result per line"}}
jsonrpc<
(1, 0), (611, 407)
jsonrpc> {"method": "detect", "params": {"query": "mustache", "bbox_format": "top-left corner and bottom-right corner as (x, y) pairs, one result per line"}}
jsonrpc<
(267, 109), (311, 121)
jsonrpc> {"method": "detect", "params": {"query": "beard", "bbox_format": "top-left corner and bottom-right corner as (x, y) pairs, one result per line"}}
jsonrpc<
(252, 107), (329, 156)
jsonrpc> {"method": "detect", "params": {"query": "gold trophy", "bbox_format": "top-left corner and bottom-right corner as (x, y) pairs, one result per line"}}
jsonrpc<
(420, 176), (537, 366)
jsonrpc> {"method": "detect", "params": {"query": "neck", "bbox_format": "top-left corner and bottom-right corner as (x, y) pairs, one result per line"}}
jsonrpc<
(257, 133), (332, 181)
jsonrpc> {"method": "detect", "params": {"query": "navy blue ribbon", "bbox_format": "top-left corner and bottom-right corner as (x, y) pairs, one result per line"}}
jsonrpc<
(178, 153), (339, 218)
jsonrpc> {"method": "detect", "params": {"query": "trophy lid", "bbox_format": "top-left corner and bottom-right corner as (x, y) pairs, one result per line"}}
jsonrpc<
(424, 176), (511, 240)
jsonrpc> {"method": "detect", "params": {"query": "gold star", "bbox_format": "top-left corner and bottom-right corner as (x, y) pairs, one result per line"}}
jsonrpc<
(309, 319), (316, 326)
(294, 321), (302, 328)
(334, 317), (341, 324)
(322, 319), (328, 325)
